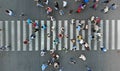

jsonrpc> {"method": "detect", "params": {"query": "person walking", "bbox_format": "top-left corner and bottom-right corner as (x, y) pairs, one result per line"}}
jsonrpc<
(46, 7), (52, 15)
(79, 54), (86, 61)
(63, 0), (67, 8)
(5, 9), (14, 16)
(54, 1), (59, 10)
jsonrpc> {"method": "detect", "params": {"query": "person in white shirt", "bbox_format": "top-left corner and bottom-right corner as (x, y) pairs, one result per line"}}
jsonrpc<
(63, 0), (67, 8)
(5, 9), (14, 16)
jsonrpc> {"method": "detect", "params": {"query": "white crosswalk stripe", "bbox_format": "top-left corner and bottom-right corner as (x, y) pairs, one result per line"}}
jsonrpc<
(41, 20), (45, 50)
(47, 20), (51, 50)
(35, 20), (39, 51)
(111, 20), (115, 50)
(76, 20), (80, 50)
(52, 21), (56, 50)
(0, 20), (119, 51)
(117, 20), (120, 50)
(88, 20), (91, 50)
(0, 21), (4, 47)
(64, 20), (68, 50)
(23, 21), (27, 51)
(58, 20), (62, 50)
(11, 21), (15, 51)
(105, 20), (109, 50)
(17, 21), (21, 51)
(81, 20), (85, 50)
(5, 21), (9, 51)
(29, 23), (33, 51)
(70, 23), (74, 50)
(100, 20), (104, 49)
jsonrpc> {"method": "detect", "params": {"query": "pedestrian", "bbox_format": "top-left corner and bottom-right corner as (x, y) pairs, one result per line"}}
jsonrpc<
(40, 49), (46, 56)
(54, 62), (60, 69)
(109, 3), (118, 10)
(101, 47), (107, 52)
(68, 10), (73, 15)
(76, 25), (81, 31)
(71, 39), (76, 43)
(19, 12), (25, 17)
(26, 19), (33, 24)
(54, 1), (59, 10)
(60, 27), (64, 32)
(36, 1), (44, 7)
(72, 45), (77, 51)
(59, 9), (64, 15)
(58, 33), (63, 38)
(5, 9), (14, 16)
(79, 54), (86, 61)
(41, 24), (47, 30)
(23, 39), (29, 44)
(34, 25), (40, 32)
(71, 19), (75, 24)
(63, 0), (67, 8)
(86, 66), (92, 71)
(46, 7), (52, 15)
(84, 42), (90, 50)
(50, 16), (55, 21)
(104, 6), (109, 13)
(92, 3), (98, 10)
(32, 22), (37, 28)
(30, 34), (36, 39)
(69, 57), (76, 64)
(43, 0), (49, 5)
(102, 0), (111, 4)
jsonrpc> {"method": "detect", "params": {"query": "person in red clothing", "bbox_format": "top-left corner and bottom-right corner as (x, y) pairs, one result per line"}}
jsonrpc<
(32, 22), (37, 28)
(23, 39), (29, 44)
(76, 8), (81, 13)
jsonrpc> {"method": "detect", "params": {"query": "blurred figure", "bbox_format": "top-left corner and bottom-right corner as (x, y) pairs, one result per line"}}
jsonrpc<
(5, 9), (14, 16)
(79, 54), (86, 61)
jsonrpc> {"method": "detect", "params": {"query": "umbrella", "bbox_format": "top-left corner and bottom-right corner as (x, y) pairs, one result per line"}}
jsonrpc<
(84, 0), (89, 3)
(41, 64), (48, 71)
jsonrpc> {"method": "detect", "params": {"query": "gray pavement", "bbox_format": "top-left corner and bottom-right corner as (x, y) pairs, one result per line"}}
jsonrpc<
(0, 51), (120, 71)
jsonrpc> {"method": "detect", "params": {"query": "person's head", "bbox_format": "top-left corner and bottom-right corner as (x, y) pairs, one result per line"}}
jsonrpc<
(5, 10), (9, 13)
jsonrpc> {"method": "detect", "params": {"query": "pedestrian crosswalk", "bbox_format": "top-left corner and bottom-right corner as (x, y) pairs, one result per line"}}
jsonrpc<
(0, 20), (119, 51)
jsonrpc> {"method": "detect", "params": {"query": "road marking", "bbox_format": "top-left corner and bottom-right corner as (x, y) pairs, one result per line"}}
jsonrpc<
(64, 20), (68, 50)
(41, 20), (45, 50)
(105, 20), (109, 50)
(4, 21), (9, 51)
(58, 20), (62, 50)
(88, 20), (91, 50)
(52, 21), (56, 50)
(29, 23), (33, 51)
(47, 20), (51, 50)
(117, 20), (120, 50)
(0, 21), (4, 46)
(82, 20), (85, 50)
(11, 21), (15, 51)
(76, 20), (80, 50)
(17, 21), (21, 51)
(23, 21), (27, 51)
(111, 20), (115, 50)
(70, 23), (73, 50)
(35, 20), (39, 51)
(100, 20), (103, 49)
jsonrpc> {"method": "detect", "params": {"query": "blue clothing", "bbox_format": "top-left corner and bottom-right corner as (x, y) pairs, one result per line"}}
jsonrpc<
(42, 25), (47, 30)
(76, 25), (81, 31)
(27, 19), (32, 24)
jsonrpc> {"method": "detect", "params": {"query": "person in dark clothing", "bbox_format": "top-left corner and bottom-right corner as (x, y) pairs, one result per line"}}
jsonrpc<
(54, 1), (59, 10)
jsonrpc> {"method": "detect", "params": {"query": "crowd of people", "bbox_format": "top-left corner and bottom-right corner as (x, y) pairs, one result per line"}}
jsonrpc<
(1, 0), (118, 71)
